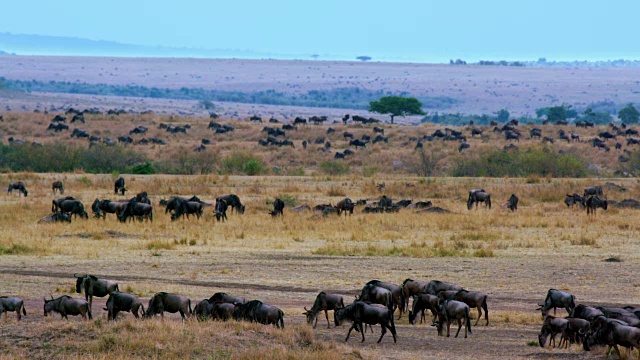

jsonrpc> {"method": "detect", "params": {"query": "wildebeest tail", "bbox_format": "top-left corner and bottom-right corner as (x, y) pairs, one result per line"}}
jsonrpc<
(88, 308), (93, 320)
(399, 291), (406, 314)
(141, 304), (146, 316)
(465, 307), (472, 334)
(114, 284), (120, 292)
(22, 304), (27, 315)
(188, 299), (192, 315)
(278, 309), (284, 329)
(481, 296), (488, 324)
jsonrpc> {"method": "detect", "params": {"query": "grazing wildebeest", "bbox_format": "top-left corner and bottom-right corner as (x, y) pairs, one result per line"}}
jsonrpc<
(144, 292), (192, 321)
(43, 295), (92, 320)
(537, 289), (575, 318)
(507, 194), (518, 212)
(467, 190), (491, 210)
(52, 181), (64, 195)
(52, 196), (76, 212)
(57, 199), (89, 219)
(209, 292), (247, 305)
(424, 280), (463, 295)
(233, 300), (284, 328)
(97, 199), (129, 220)
(118, 200), (153, 222)
(408, 292), (439, 325)
(584, 186), (604, 197)
(357, 283), (393, 311)
(529, 128), (542, 139)
(379, 195), (392, 208)
(335, 198), (354, 215)
(216, 194), (245, 214)
(595, 306), (640, 327)
(582, 316), (640, 358)
(561, 317), (590, 348)
(538, 315), (569, 348)
(471, 128), (483, 137)
(334, 301), (397, 343)
(7, 182), (28, 197)
(586, 196), (608, 215)
(37, 212), (72, 223)
(564, 193), (586, 208)
(0, 297), (27, 320)
(193, 299), (214, 321)
(349, 139), (368, 149)
(454, 290), (489, 326)
(367, 280), (405, 319)
(104, 292), (145, 320)
(212, 302), (236, 321)
(401, 279), (430, 307)
(458, 141), (470, 152)
(171, 201), (204, 221)
(114, 177), (126, 195)
(270, 198), (285, 217)
(414, 201), (433, 209)
(75, 274), (119, 313)
(435, 300), (472, 338)
(215, 199), (228, 222)
(303, 292), (345, 328)
(373, 126), (384, 134)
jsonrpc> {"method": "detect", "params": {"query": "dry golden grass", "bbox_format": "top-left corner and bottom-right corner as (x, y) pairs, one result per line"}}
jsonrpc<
(1, 174), (639, 359)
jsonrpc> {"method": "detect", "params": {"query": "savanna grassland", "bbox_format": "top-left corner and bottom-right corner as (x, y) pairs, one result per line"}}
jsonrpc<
(0, 172), (639, 359)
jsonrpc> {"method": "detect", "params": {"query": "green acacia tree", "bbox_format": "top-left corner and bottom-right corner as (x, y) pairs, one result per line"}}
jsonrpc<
(368, 96), (425, 124)
(619, 104), (640, 124)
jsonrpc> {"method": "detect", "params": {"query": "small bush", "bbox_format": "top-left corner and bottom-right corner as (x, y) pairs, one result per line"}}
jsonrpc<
(319, 161), (349, 175)
(0, 243), (34, 255)
(277, 194), (297, 207)
(221, 152), (265, 176)
(130, 161), (155, 175)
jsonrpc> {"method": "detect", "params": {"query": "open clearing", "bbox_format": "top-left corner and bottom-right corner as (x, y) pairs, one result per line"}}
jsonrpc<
(0, 173), (638, 359)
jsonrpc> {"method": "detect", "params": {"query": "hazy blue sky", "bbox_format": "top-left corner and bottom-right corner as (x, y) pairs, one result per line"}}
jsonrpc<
(1, 0), (638, 62)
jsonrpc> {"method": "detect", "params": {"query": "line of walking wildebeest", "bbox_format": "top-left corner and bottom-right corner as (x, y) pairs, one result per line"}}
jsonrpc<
(7, 177), (611, 224)
(3, 275), (638, 357)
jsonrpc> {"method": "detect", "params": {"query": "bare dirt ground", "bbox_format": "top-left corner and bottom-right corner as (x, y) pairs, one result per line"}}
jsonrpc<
(2, 56), (640, 117)
(0, 174), (638, 358)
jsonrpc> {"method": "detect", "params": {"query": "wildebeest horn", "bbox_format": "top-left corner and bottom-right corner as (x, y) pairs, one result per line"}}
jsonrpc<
(304, 307), (309, 311)
(50, 294), (54, 300)
(43, 296), (48, 302)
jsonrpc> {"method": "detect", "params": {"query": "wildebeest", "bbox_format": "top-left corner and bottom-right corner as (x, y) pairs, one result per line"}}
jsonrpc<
(233, 300), (284, 328)
(303, 292), (345, 328)
(564, 193), (586, 208)
(583, 315), (640, 358)
(118, 200), (153, 222)
(372, 134), (388, 144)
(171, 201), (204, 221)
(507, 194), (518, 212)
(75, 274), (119, 313)
(538, 315), (569, 348)
(52, 196), (76, 212)
(335, 198), (354, 215)
(57, 199), (89, 219)
(212, 302), (237, 321)
(96, 199), (128, 220)
(467, 190), (491, 210)
(584, 186), (603, 198)
(401, 279), (430, 307)
(214, 199), (228, 222)
(505, 131), (520, 142)
(334, 301), (397, 343)
(408, 292), (439, 325)
(52, 181), (64, 195)
(193, 299), (214, 321)
(349, 139), (368, 149)
(458, 141), (470, 152)
(104, 291), (146, 320)
(0, 297), (27, 320)
(435, 300), (472, 338)
(453, 290), (489, 326)
(216, 194), (245, 214)
(424, 280), (463, 295)
(586, 196), (608, 215)
(208, 292), (247, 305)
(357, 283), (393, 311)
(7, 182), (28, 197)
(471, 128), (484, 137)
(47, 122), (69, 132)
(562, 317), (590, 348)
(43, 295), (92, 320)
(366, 280), (405, 319)
(570, 304), (604, 321)
(114, 177), (126, 195)
(145, 292), (192, 321)
(269, 198), (285, 217)
(37, 212), (72, 224)
(537, 289), (575, 318)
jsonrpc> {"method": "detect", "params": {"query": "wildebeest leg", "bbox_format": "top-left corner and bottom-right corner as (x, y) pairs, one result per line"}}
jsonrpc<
(475, 307), (481, 326)
(345, 324), (356, 342)
(455, 318), (463, 338)
(358, 323), (366, 342)
(324, 310), (330, 328)
(377, 323), (387, 343)
(179, 310), (186, 321)
(446, 321), (451, 337)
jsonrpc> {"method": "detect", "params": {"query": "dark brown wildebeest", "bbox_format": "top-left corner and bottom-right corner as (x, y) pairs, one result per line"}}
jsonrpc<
(37, 212), (71, 224)
(215, 199), (228, 222)
(52, 196), (76, 212)
(58, 199), (89, 219)
(367, 280), (405, 319)
(537, 289), (575, 318)
(97, 199), (129, 220)
(304, 292), (345, 328)
(212, 302), (236, 321)
(564, 193), (586, 208)
(471, 128), (484, 137)
(507, 194), (518, 212)
(269, 198), (285, 217)
(335, 198), (354, 215)
(144, 292), (192, 321)
(171, 201), (203, 221)
(467, 190), (491, 210)
(538, 315), (569, 348)
(193, 299), (214, 321)
(104, 292), (145, 320)
(582, 316), (640, 358)
(414, 201), (432, 209)
(373, 126), (384, 134)
(7, 182), (28, 197)
(402, 279), (429, 307)
(43, 295), (92, 320)
(0, 297), (27, 320)
(349, 139), (368, 149)
(586, 196), (607, 215)
(233, 300), (284, 328)
(322, 206), (339, 217)
(584, 186), (604, 197)
(216, 194), (245, 214)
(408, 292), (439, 325)
(52, 181), (64, 195)
(118, 200), (153, 222)
(334, 301), (397, 343)
(357, 283), (393, 311)
(114, 177), (126, 195)
(75, 274), (119, 313)
(453, 290), (489, 326)
(209, 292), (247, 305)
(435, 299), (472, 338)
